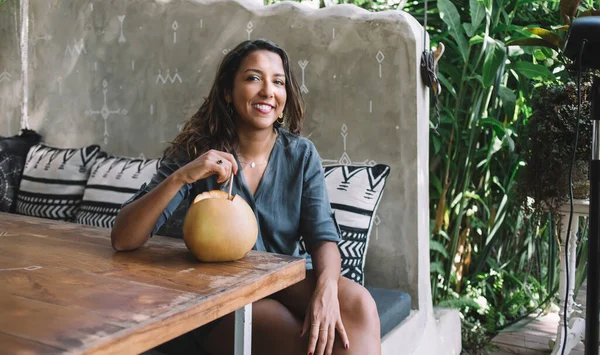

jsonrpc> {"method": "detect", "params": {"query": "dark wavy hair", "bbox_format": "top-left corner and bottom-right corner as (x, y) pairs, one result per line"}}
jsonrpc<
(167, 39), (305, 159)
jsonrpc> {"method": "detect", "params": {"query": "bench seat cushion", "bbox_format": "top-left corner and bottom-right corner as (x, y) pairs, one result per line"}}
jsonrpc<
(366, 286), (411, 338)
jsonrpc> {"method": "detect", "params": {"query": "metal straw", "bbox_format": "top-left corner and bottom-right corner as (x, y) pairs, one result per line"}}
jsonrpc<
(228, 173), (234, 200)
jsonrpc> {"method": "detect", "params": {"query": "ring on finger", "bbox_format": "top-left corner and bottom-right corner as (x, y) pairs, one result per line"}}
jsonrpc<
(216, 159), (223, 165)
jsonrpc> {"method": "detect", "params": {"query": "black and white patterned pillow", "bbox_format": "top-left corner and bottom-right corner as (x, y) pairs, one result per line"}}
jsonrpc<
(300, 164), (391, 285)
(0, 130), (42, 212)
(0, 152), (23, 212)
(75, 156), (162, 228)
(16, 144), (103, 220)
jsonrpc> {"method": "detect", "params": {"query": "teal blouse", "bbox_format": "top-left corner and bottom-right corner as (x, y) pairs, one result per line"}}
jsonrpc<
(123, 128), (341, 259)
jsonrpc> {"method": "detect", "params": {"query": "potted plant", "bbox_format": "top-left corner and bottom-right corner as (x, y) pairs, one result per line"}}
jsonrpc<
(508, 0), (599, 213)
(518, 78), (594, 215)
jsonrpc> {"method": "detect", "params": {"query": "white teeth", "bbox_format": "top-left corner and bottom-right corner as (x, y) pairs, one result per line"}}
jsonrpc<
(253, 104), (272, 111)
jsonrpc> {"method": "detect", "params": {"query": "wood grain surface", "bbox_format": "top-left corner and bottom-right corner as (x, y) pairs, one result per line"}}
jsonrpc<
(0, 212), (305, 355)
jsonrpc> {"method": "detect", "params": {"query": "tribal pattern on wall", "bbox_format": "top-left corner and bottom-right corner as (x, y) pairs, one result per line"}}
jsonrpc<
(16, 0), (407, 160)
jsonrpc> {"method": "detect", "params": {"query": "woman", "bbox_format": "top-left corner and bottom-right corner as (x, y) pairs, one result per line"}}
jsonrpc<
(111, 39), (381, 355)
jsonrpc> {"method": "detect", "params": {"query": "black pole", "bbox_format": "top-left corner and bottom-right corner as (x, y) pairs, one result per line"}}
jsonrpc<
(586, 76), (600, 355)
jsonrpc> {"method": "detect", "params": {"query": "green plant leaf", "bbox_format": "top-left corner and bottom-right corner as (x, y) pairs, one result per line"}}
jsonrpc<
(438, 0), (462, 32)
(431, 240), (450, 258)
(506, 38), (559, 51)
(516, 0), (546, 5)
(431, 134), (442, 155)
(498, 85), (517, 118)
(466, 0), (486, 36)
(491, 135), (503, 154)
(579, 9), (600, 17)
(525, 28), (564, 48)
(437, 72), (457, 98)
(498, 86), (516, 104)
(438, 0), (470, 62)
(430, 170), (443, 194)
(469, 34), (485, 45)
(503, 134), (515, 152)
(463, 23), (476, 38)
(450, 192), (463, 209)
(438, 230), (450, 241)
(479, 118), (506, 132)
(540, 47), (554, 58)
(532, 49), (547, 61)
(430, 261), (445, 276)
(483, 39), (507, 88)
(512, 61), (555, 81)
(438, 296), (481, 309)
(439, 62), (461, 85)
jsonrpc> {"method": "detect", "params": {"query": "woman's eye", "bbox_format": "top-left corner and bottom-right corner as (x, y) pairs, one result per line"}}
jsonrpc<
(275, 80), (285, 85)
(248, 75), (260, 81)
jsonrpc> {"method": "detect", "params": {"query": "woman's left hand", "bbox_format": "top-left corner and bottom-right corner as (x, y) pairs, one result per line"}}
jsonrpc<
(301, 278), (350, 355)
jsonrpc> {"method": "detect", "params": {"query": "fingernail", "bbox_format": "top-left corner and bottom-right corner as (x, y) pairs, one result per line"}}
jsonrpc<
(309, 353), (313, 355)
(345, 343), (349, 349)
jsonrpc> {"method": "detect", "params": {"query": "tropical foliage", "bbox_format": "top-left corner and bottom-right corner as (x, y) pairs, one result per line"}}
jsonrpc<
(267, 0), (596, 352)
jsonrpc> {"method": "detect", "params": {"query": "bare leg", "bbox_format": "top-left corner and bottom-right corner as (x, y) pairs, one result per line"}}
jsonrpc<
(202, 298), (307, 355)
(202, 271), (380, 355)
(271, 271), (381, 355)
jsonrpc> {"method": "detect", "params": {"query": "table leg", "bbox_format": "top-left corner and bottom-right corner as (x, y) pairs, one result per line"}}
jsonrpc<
(234, 303), (252, 355)
(551, 213), (586, 354)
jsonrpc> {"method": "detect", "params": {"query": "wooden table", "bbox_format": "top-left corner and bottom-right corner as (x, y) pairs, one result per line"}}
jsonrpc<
(0, 212), (305, 355)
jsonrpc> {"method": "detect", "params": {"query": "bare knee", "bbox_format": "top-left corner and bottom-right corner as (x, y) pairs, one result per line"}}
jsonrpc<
(340, 280), (380, 329)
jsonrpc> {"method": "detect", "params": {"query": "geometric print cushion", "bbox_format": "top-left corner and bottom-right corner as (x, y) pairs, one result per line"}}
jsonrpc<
(0, 130), (42, 212)
(16, 144), (103, 221)
(75, 156), (162, 228)
(299, 164), (391, 285)
(0, 151), (23, 213)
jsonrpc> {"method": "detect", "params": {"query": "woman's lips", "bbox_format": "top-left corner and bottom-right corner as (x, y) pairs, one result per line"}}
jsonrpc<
(252, 103), (274, 114)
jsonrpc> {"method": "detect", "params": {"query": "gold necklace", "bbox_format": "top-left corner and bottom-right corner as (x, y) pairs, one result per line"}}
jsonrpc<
(237, 131), (278, 169)
(238, 158), (267, 169)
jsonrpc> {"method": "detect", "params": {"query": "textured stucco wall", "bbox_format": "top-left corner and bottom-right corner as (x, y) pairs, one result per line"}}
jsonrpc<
(0, 0), (22, 136)
(0, 0), (429, 308)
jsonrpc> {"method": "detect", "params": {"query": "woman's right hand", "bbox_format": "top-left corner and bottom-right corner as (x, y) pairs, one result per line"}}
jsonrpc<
(173, 149), (238, 185)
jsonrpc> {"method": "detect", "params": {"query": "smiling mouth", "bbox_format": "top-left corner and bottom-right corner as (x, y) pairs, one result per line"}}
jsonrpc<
(252, 104), (274, 113)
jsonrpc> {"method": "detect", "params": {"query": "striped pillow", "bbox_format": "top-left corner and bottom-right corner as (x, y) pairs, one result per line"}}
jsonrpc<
(299, 164), (391, 285)
(16, 144), (102, 220)
(75, 156), (161, 228)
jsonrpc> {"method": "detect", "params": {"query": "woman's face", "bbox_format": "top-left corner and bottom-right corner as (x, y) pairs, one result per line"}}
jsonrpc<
(228, 50), (287, 131)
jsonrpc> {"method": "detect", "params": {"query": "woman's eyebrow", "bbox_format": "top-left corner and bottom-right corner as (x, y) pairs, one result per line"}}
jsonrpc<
(244, 68), (285, 77)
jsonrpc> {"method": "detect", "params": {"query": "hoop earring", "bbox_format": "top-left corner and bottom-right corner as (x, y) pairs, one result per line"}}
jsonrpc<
(227, 102), (234, 116)
(277, 113), (285, 125)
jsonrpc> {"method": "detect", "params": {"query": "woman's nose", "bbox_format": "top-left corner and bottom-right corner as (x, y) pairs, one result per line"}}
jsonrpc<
(259, 81), (274, 98)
